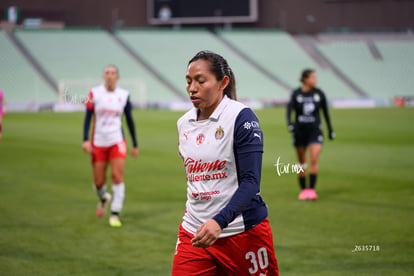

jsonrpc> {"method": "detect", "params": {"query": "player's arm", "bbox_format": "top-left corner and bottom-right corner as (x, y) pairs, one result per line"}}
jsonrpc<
(82, 91), (94, 153)
(192, 108), (264, 248)
(320, 91), (335, 140)
(212, 108), (263, 229)
(124, 96), (139, 158)
(286, 92), (295, 132)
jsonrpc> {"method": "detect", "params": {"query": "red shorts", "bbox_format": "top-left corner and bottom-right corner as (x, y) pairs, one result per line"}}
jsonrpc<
(172, 219), (279, 276)
(91, 140), (127, 163)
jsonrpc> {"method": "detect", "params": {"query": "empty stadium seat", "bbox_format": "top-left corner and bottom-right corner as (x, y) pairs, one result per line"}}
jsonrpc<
(0, 31), (56, 105)
(376, 41), (414, 96)
(219, 30), (356, 99)
(116, 29), (288, 100)
(14, 29), (179, 104)
(318, 40), (414, 98)
(6, 28), (413, 107)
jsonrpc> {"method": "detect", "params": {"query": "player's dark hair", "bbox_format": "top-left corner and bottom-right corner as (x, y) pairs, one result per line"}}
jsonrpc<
(300, 69), (315, 83)
(188, 51), (237, 100)
(105, 64), (120, 76)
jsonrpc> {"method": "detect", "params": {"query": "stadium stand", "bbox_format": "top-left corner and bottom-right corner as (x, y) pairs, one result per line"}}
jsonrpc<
(116, 29), (289, 101)
(4, 28), (413, 109)
(13, 28), (179, 105)
(375, 41), (414, 97)
(0, 31), (56, 107)
(317, 37), (414, 98)
(219, 30), (357, 99)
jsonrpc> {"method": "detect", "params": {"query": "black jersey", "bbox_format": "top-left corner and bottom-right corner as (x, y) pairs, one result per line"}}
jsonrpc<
(286, 88), (333, 132)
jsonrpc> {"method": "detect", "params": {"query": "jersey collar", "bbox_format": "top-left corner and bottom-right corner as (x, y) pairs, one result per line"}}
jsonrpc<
(189, 95), (230, 122)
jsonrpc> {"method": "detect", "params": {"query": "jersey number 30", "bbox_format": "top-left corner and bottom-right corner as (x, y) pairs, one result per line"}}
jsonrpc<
(245, 247), (269, 274)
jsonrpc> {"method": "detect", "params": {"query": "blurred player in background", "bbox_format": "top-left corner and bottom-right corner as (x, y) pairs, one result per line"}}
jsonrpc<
(286, 69), (335, 200)
(173, 51), (278, 275)
(83, 65), (139, 227)
(0, 89), (5, 142)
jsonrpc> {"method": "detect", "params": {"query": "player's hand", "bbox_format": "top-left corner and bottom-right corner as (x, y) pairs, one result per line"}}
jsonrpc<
(329, 131), (336, 140)
(288, 124), (295, 133)
(131, 147), (139, 159)
(191, 219), (222, 248)
(82, 141), (92, 154)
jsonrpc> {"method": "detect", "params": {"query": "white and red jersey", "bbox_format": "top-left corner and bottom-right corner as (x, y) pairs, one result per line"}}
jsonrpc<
(86, 85), (130, 147)
(177, 96), (268, 238)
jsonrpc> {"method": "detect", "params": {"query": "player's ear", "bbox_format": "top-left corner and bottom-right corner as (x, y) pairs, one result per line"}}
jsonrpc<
(220, 76), (230, 92)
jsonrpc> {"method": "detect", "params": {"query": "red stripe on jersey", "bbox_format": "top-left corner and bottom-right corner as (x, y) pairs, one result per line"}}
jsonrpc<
(86, 91), (94, 110)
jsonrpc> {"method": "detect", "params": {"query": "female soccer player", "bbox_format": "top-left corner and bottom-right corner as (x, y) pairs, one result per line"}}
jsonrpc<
(173, 51), (279, 276)
(286, 69), (335, 200)
(0, 89), (5, 142)
(83, 65), (139, 227)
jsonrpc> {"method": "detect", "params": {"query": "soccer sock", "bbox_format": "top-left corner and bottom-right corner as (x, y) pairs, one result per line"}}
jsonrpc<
(111, 183), (125, 214)
(310, 174), (317, 189)
(299, 176), (306, 190)
(94, 185), (107, 203)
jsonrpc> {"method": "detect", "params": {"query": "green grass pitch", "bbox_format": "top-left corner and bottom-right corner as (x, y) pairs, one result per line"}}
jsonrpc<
(0, 107), (413, 275)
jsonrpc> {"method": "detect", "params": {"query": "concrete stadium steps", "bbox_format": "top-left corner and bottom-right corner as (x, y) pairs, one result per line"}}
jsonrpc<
(116, 29), (288, 101)
(0, 32), (56, 105)
(14, 29), (179, 103)
(218, 30), (357, 99)
(317, 36), (414, 98)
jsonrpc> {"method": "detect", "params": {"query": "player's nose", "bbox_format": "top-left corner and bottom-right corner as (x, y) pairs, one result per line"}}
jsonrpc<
(188, 82), (198, 94)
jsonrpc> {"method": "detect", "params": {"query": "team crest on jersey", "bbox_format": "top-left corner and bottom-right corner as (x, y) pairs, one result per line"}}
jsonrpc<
(313, 93), (320, 102)
(215, 126), (224, 140)
(196, 133), (205, 145)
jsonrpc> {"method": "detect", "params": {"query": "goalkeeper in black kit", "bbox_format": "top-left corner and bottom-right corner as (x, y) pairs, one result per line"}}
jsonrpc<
(286, 69), (335, 200)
